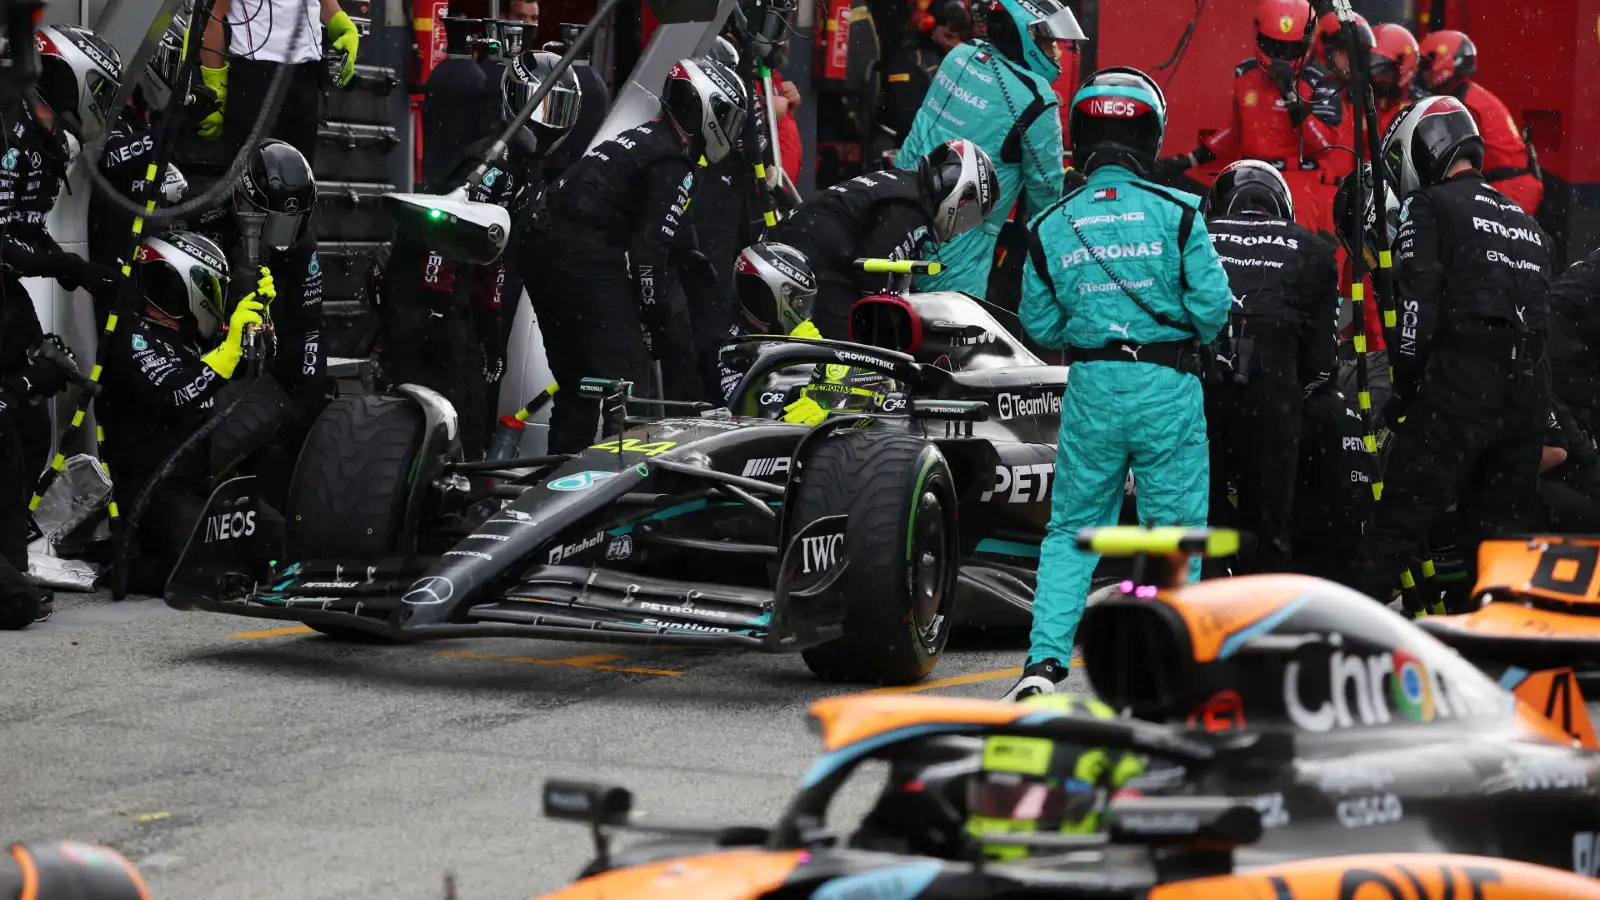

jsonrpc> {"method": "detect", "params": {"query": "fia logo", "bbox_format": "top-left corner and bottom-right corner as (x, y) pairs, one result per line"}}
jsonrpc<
(801, 532), (844, 574)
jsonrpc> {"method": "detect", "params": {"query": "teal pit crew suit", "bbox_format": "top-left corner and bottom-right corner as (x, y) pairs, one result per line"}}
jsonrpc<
(1019, 86), (1233, 667)
(894, 35), (1065, 298)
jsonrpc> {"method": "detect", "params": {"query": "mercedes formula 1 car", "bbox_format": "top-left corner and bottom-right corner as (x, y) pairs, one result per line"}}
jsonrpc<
(166, 285), (1078, 684)
(525, 529), (1600, 899)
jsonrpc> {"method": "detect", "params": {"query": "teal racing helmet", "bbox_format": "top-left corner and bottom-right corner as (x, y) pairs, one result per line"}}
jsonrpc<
(979, 0), (1084, 80)
(1068, 67), (1167, 177)
(966, 694), (1146, 860)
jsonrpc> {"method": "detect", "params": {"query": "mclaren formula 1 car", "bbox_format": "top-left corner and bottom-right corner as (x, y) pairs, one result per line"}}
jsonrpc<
(166, 282), (1076, 685)
(526, 529), (1600, 900)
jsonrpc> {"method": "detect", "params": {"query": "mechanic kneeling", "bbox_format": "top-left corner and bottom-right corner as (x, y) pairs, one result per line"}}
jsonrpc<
(99, 233), (284, 595)
(382, 50), (581, 459)
(766, 139), (999, 340)
(1202, 161), (1338, 573)
(525, 56), (746, 454)
(1345, 96), (1551, 607)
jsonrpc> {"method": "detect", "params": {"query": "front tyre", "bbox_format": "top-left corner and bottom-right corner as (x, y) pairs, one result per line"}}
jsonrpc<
(793, 431), (958, 685)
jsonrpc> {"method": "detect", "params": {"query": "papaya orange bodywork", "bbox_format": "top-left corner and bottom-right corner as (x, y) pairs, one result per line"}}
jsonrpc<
(1475, 538), (1600, 606)
(1156, 575), (1325, 662)
(1150, 853), (1600, 900)
(808, 694), (1034, 751)
(533, 850), (805, 900)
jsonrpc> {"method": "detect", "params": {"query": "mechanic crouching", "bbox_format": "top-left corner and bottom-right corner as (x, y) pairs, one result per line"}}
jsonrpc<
(1202, 161), (1338, 573)
(1345, 96), (1551, 608)
(99, 233), (283, 595)
(382, 51), (581, 459)
(1011, 68), (1232, 699)
(524, 56), (747, 454)
(702, 241), (821, 405)
(766, 139), (999, 339)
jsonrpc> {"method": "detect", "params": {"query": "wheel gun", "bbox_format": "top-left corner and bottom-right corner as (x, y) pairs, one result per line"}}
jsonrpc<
(235, 210), (276, 377)
(31, 335), (99, 399)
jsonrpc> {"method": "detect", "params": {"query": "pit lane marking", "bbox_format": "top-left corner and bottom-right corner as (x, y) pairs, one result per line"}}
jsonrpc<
(437, 650), (682, 676)
(865, 655), (1084, 695)
(230, 625), (315, 639)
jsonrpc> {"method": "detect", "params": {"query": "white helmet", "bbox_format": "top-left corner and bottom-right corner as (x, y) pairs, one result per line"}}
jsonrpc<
(917, 139), (1000, 243)
(134, 232), (230, 340)
(661, 57), (748, 164)
(1381, 94), (1484, 201)
(34, 25), (122, 142)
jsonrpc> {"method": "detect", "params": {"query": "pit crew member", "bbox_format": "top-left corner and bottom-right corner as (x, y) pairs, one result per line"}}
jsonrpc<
(1203, 160), (1337, 574)
(1011, 67), (1232, 698)
(767, 139), (999, 339)
(892, 0), (1079, 299)
(524, 57), (746, 454)
(878, 0), (971, 140)
(1418, 30), (1543, 214)
(1346, 96), (1551, 606)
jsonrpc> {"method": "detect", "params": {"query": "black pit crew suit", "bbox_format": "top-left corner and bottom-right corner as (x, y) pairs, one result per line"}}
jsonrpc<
(0, 372), (58, 625)
(1203, 214), (1338, 573)
(382, 139), (526, 459)
(878, 32), (948, 140)
(1540, 396), (1600, 532)
(523, 119), (694, 453)
(1347, 174), (1552, 603)
(676, 157), (750, 404)
(1291, 385), (1374, 581)
(89, 120), (189, 270)
(765, 169), (938, 340)
(1548, 247), (1600, 438)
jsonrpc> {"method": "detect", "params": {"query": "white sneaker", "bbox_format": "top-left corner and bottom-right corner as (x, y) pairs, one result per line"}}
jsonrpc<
(1003, 658), (1068, 701)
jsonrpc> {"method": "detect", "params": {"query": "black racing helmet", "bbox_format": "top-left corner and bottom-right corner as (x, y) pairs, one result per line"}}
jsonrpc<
(502, 49), (583, 158)
(741, 0), (797, 59)
(134, 231), (230, 340)
(1332, 161), (1400, 263)
(917, 139), (1000, 242)
(735, 242), (816, 334)
(236, 139), (317, 251)
(660, 56), (748, 164)
(1206, 159), (1295, 219)
(34, 25), (122, 142)
(1068, 67), (1167, 177)
(1381, 94), (1483, 200)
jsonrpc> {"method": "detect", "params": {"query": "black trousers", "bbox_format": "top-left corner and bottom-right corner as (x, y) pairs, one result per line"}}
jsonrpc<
(1347, 338), (1547, 602)
(1205, 373), (1302, 574)
(222, 58), (324, 167)
(0, 405), (49, 587)
(524, 228), (651, 454)
(380, 249), (490, 459)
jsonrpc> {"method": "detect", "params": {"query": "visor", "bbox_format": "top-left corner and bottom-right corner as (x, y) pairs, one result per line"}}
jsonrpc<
(705, 92), (747, 163)
(261, 210), (307, 250)
(1028, 4), (1085, 42)
(967, 778), (1099, 826)
(504, 73), (582, 132)
(191, 264), (227, 319)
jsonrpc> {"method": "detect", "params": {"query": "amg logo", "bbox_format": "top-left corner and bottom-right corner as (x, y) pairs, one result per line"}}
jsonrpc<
(801, 533), (844, 574)
(203, 510), (256, 542)
(1075, 212), (1145, 225)
(547, 532), (604, 565)
(742, 457), (791, 478)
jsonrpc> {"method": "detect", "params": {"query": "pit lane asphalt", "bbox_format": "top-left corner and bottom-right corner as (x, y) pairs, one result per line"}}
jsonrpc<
(0, 591), (1087, 900)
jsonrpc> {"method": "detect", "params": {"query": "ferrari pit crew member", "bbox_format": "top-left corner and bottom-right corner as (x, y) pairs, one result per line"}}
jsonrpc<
(382, 51), (581, 459)
(1418, 30), (1543, 214)
(967, 694), (1146, 857)
(1011, 67), (1232, 699)
(99, 233), (280, 594)
(878, 0), (971, 140)
(892, 0), (1079, 299)
(1154, 0), (1342, 237)
(1369, 23), (1420, 134)
(766, 139), (999, 339)
(1346, 96), (1551, 607)
(526, 56), (746, 454)
(1310, 10), (1371, 89)
(1202, 161), (1338, 574)
(195, 140), (327, 430)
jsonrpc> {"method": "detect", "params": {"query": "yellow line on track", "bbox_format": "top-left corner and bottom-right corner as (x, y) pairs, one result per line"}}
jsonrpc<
(230, 625), (315, 639)
(866, 656), (1085, 695)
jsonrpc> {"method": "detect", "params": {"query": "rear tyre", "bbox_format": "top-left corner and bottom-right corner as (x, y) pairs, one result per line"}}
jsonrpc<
(794, 431), (958, 685)
(285, 395), (426, 643)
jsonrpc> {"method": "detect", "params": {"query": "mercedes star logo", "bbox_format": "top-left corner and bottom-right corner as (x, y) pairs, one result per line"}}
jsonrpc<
(403, 575), (454, 606)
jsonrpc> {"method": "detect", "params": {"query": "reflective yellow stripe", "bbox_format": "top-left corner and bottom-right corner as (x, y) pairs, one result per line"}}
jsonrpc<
(1351, 283), (1364, 302)
(764, 211), (777, 227)
(1379, 250), (1393, 268)
(1373, 481), (1384, 501)
(28, 495), (41, 510)
(107, 501), (120, 518)
(1357, 391), (1371, 410)
(50, 454), (65, 471)
(105, 313), (119, 331)
(1383, 309), (1396, 327)
(1400, 569), (1416, 588)
(1364, 434), (1377, 454)
(1422, 558), (1437, 577)
(71, 409), (84, 427)
(1353, 335), (1366, 353)
(90, 364), (103, 382)
(754, 163), (767, 179)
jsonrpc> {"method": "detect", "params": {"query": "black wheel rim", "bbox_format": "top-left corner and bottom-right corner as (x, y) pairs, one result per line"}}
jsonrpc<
(910, 488), (949, 645)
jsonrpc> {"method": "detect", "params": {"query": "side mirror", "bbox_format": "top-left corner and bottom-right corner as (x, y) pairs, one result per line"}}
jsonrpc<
(909, 399), (989, 422)
(542, 779), (634, 826)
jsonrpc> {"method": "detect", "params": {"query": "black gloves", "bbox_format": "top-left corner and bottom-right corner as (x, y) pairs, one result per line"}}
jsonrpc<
(1152, 155), (1194, 181)
(1270, 63), (1312, 127)
(1381, 394), (1410, 430)
(1063, 167), (1088, 192)
(41, 251), (121, 293)
(5, 353), (73, 401)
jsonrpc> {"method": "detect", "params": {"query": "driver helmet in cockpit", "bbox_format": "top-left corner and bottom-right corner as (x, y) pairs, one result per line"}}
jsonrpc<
(966, 694), (1147, 860)
(782, 364), (903, 425)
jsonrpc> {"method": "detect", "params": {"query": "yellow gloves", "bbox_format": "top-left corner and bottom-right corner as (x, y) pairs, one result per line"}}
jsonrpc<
(788, 319), (822, 340)
(328, 11), (360, 87)
(201, 269), (275, 379)
(782, 396), (829, 426)
(198, 64), (228, 139)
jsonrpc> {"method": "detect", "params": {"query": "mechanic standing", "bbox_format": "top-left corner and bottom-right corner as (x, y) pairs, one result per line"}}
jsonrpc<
(540, 26), (613, 183)
(1548, 247), (1600, 438)
(1369, 23), (1420, 134)
(382, 52), (580, 458)
(878, 1), (970, 141)
(892, 0), (1078, 300)
(1154, 0), (1342, 239)
(1010, 68), (1232, 699)
(1345, 96), (1551, 607)
(524, 57), (746, 454)
(1203, 161), (1337, 573)
(99, 233), (278, 593)
(766, 140), (998, 340)
(1291, 383), (1373, 581)
(1417, 31), (1543, 215)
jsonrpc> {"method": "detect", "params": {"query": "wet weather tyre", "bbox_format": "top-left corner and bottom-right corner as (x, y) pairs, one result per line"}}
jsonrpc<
(793, 431), (958, 685)
(285, 395), (424, 642)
